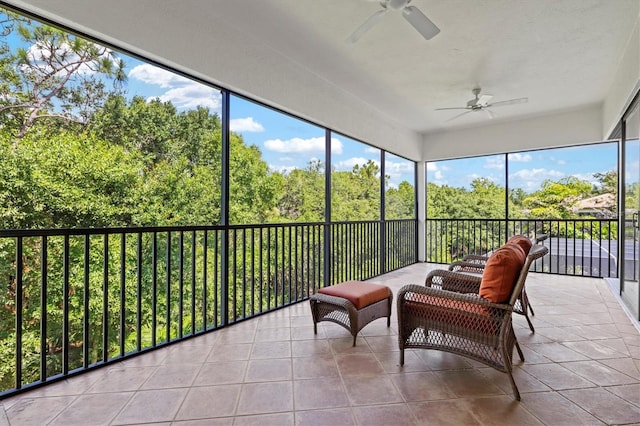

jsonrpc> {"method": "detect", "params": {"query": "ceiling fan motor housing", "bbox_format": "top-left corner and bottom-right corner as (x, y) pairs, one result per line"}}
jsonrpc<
(387, 0), (410, 11)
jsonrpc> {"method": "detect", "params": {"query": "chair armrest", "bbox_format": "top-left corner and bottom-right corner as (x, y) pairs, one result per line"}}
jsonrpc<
(448, 261), (485, 274)
(535, 234), (548, 244)
(461, 254), (491, 263)
(424, 269), (482, 293)
(397, 284), (511, 314)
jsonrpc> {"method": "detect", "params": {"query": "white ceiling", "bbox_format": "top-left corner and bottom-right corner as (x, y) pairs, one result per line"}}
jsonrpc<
(3, 0), (639, 136)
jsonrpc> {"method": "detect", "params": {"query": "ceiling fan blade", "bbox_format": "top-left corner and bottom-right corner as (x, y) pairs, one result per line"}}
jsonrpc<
(346, 9), (387, 43)
(478, 94), (493, 106)
(434, 107), (469, 111)
(402, 6), (440, 40)
(489, 97), (528, 107)
(446, 110), (473, 122)
(484, 108), (494, 119)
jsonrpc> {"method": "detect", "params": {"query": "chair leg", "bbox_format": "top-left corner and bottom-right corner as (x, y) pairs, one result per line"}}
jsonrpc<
(507, 370), (521, 401)
(515, 339), (525, 362)
(399, 348), (405, 366)
(528, 300), (535, 316)
(525, 313), (535, 333)
(352, 334), (357, 347)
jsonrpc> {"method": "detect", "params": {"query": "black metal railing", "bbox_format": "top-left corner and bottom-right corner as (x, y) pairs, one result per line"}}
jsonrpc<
(0, 219), (417, 397)
(426, 218), (618, 278)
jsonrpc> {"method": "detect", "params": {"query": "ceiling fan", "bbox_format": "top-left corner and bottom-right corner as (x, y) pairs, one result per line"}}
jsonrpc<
(435, 88), (528, 121)
(347, 0), (440, 43)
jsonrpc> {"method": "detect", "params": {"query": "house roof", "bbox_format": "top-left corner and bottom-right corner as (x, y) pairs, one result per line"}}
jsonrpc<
(576, 193), (617, 210)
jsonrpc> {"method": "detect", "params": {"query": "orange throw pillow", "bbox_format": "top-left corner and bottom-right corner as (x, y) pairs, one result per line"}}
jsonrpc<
(507, 234), (532, 254)
(479, 244), (525, 303)
(504, 242), (526, 265)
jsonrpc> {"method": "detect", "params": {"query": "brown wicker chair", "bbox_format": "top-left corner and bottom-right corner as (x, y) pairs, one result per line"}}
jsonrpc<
(447, 234), (548, 332)
(397, 244), (548, 401)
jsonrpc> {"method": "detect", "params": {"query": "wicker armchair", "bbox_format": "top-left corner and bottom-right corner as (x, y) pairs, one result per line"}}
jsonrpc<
(397, 244), (548, 401)
(448, 234), (548, 332)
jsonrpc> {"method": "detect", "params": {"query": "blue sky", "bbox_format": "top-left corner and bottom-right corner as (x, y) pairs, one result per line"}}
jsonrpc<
(4, 9), (621, 193)
(1, 10), (416, 189)
(118, 58), (624, 194)
(124, 59), (415, 187)
(427, 143), (619, 192)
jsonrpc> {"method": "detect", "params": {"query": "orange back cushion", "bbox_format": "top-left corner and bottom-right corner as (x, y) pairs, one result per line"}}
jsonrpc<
(507, 234), (532, 254)
(479, 244), (525, 303)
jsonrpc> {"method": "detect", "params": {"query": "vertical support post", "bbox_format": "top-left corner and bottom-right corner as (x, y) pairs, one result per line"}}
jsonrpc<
(62, 235), (69, 374)
(15, 237), (23, 389)
(41, 236), (48, 381)
(220, 90), (230, 325)
(102, 234), (109, 362)
(504, 153), (510, 241)
(119, 233), (126, 357)
(380, 150), (387, 275)
(417, 161), (426, 262)
(323, 128), (332, 288)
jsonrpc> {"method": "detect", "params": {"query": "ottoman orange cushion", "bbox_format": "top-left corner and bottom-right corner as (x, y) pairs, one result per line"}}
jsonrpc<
(318, 280), (391, 310)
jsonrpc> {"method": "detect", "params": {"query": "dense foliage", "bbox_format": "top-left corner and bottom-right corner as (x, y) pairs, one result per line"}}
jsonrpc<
(0, 13), (416, 391)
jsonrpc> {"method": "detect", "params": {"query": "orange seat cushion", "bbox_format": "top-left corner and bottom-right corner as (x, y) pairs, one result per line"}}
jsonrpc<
(318, 280), (391, 310)
(404, 294), (499, 334)
(479, 244), (525, 303)
(507, 234), (532, 254)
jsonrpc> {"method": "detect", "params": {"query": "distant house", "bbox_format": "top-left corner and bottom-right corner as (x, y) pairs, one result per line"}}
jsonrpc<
(574, 193), (616, 218)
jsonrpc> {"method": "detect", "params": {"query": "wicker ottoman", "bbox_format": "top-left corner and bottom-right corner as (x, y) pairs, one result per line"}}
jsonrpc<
(309, 280), (393, 346)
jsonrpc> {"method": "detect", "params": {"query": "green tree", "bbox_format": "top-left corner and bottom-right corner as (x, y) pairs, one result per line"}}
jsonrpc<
(332, 160), (381, 221)
(0, 131), (143, 229)
(386, 180), (415, 219)
(0, 16), (126, 139)
(594, 170), (617, 195)
(523, 176), (592, 219)
(229, 134), (282, 224)
(277, 160), (325, 222)
(468, 178), (505, 219)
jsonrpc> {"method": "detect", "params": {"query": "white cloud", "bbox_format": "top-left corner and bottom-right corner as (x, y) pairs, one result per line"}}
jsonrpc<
(426, 163), (439, 172)
(264, 137), (343, 154)
(230, 117), (264, 132)
(128, 63), (221, 111)
(508, 153), (533, 162)
(547, 156), (567, 166)
(485, 157), (505, 170)
(364, 146), (380, 154)
(510, 168), (564, 191)
(128, 64), (192, 88)
(386, 161), (414, 175)
(512, 168), (563, 180)
(426, 163), (447, 185)
(158, 85), (221, 110)
(334, 156), (379, 171)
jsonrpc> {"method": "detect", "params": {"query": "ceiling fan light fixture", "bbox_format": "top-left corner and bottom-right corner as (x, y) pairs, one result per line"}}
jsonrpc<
(402, 6), (440, 40)
(387, 0), (409, 11)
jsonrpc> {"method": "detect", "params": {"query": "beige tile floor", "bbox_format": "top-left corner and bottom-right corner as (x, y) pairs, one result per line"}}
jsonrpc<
(1, 263), (639, 425)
